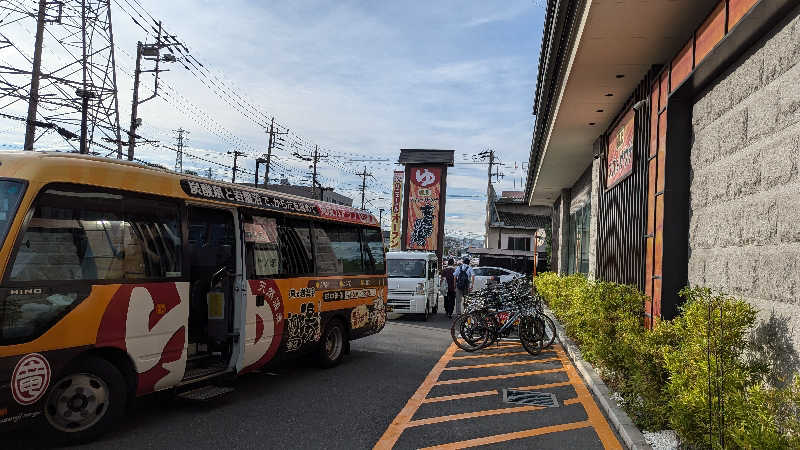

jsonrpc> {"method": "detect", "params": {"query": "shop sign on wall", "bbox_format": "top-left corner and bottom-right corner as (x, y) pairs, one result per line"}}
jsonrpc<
(606, 109), (635, 189)
(405, 167), (441, 251)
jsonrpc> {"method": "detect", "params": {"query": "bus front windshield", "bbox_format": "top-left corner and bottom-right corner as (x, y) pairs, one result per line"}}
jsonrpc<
(0, 180), (24, 243)
(387, 259), (426, 278)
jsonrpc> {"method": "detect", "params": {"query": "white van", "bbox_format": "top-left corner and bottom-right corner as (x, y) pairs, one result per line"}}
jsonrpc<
(386, 251), (439, 320)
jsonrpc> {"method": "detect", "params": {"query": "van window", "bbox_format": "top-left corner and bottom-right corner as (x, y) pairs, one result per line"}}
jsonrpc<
(387, 258), (426, 278)
(314, 224), (363, 275)
(8, 186), (182, 281)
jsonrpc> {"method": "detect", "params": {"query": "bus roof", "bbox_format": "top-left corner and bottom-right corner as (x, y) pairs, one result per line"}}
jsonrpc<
(0, 151), (379, 227)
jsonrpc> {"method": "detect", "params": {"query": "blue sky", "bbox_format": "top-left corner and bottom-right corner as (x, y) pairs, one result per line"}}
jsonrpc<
(0, 0), (546, 237)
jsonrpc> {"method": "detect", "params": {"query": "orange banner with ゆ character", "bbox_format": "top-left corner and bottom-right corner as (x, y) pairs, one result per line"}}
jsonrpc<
(405, 167), (441, 251)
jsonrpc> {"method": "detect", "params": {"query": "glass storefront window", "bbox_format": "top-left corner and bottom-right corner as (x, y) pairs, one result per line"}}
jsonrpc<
(567, 202), (590, 275)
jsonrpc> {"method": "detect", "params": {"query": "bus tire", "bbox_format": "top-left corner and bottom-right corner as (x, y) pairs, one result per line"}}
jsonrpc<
(43, 356), (127, 443)
(318, 319), (346, 369)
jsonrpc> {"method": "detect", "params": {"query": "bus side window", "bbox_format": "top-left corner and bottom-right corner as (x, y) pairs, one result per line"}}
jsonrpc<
(244, 215), (281, 277)
(362, 228), (385, 275)
(278, 219), (313, 276)
(8, 185), (182, 281)
(313, 223), (363, 275)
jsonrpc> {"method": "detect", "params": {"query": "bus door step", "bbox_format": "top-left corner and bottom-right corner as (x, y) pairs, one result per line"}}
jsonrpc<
(177, 385), (234, 402)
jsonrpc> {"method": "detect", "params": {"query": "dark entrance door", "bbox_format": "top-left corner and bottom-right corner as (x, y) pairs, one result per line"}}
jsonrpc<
(185, 206), (237, 378)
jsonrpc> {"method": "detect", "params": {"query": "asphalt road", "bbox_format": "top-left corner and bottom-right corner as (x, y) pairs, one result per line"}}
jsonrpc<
(5, 312), (453, 450)
(5, 311), (624, 449)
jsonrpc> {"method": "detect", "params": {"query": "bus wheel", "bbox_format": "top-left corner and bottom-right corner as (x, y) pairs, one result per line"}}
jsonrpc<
(318, 319), (345, 368)
(43, 356), (127, 443)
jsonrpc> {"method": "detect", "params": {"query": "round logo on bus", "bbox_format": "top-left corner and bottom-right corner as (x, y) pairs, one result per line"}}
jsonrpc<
(11, 353), (51, 405)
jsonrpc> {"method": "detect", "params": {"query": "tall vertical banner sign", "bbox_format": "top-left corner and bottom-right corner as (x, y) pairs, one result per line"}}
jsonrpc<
(389, 171), (404, 250)
(405, 167), (442, 251)
(606, 109), (635, 189)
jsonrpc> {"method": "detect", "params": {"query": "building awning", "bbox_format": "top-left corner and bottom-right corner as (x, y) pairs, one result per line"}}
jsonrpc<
(468, 247), (536, 258)
(525, 0), (718, 205)
(493, 211), (550, 229)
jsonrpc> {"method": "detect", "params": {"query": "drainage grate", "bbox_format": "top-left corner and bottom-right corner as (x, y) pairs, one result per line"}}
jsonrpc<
(502, 389), (559, 408)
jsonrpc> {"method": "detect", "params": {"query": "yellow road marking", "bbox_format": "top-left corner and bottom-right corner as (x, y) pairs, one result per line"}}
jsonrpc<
(373, 343), (458, 450)
(512, 380), (573, 391)
(450, 351), (533, 360)
(435, 368), (565, 385)
(406, 405), (544, 427)
(418, 420), (593, 450)
(442, 357), (560, 371)
(423, 380), (574, 404)
(422, 390), (498, 403)
(375, 343), (622, 449)
(554, 346), (622, 450)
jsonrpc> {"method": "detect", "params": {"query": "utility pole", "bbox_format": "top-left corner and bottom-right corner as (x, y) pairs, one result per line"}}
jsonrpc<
(263, 117), (288, 186)
(79, 0), (88, 154)
(127, 22), (174, 160)
(379, 208), (385, 229)
(23, 0), (48, 150)
(206, 167), (214, 179)
(228, 150), (245, 183)
(479, 148), (496, 187)
(356, 165), (374, 210)
(292, 145), (328, 200)
(173, 128), (188, 172)
(127, 41), (142, 160)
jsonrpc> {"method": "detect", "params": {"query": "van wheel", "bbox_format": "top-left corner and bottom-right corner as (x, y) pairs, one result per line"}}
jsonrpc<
(318, 319), (345, 368)
(44, 356), (127, 443)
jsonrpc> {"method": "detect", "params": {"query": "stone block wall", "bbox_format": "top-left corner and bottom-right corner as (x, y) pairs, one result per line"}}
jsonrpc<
(689, 9), (800, 349)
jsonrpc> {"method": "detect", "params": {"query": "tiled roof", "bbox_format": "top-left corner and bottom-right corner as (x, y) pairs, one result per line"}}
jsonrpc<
(500, 191), (524, 199)
(495, 211), (550, 229)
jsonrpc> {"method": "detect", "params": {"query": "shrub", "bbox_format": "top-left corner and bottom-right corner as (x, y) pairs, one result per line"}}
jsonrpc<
(664, 287), (761, 448)
(534, 273), (800, 448)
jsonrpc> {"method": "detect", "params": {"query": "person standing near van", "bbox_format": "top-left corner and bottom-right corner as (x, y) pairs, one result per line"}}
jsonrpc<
(441, 258), (456, 318)
(453, 256), (474, 316)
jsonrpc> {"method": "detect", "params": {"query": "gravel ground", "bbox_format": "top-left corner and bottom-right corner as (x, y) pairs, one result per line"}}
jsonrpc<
(643, 430), (680, 450)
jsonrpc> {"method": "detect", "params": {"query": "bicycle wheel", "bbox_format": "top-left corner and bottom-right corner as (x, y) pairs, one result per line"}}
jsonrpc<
(450, 312), (491, 352)
(519, 316), (544, 356)
(542, 314), (557, 348)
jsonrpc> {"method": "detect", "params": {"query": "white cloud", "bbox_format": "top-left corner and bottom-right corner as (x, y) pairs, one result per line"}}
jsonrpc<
(0, 0), (545, 236)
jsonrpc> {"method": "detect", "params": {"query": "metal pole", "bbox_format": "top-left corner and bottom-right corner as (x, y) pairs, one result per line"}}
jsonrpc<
(106, 1), (124, 158)
(265, 117), (274, 187)
(23, 0), (47, 150)
(312, 145), (318, 199)
(127, 42), (142, 160)
(361, 165), (367, 210)
(79, 0), (89, 154)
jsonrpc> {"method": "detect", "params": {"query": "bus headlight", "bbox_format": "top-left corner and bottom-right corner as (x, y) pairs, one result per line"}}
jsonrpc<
(415, 283), (425, 295)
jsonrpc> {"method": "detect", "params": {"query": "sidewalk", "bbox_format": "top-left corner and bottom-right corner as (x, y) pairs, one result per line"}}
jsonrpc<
(375, 340), (624, 449)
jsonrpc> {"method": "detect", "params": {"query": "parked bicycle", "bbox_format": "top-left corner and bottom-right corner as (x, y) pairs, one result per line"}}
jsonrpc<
(450, 277), (557, 356)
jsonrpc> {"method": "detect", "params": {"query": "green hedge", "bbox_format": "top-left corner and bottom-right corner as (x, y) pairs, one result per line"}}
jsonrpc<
(534, 273), (800, 449)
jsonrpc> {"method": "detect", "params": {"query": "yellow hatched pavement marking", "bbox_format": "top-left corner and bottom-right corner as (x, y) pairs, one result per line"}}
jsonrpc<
(373, 343), (459, 450)
(417, 420), (593, 450)
(450, 351), (532, 360)
(375, 343), (622, 450)
(435, 367), (565, 385)
(406, 405), (544, 427)
(442, 357), (560, 371)
(422, 390), (498, 403)
(554, 345), (623, 450)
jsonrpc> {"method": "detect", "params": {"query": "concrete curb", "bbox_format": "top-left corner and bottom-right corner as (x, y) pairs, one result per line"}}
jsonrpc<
(544, 306), (652, 450)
